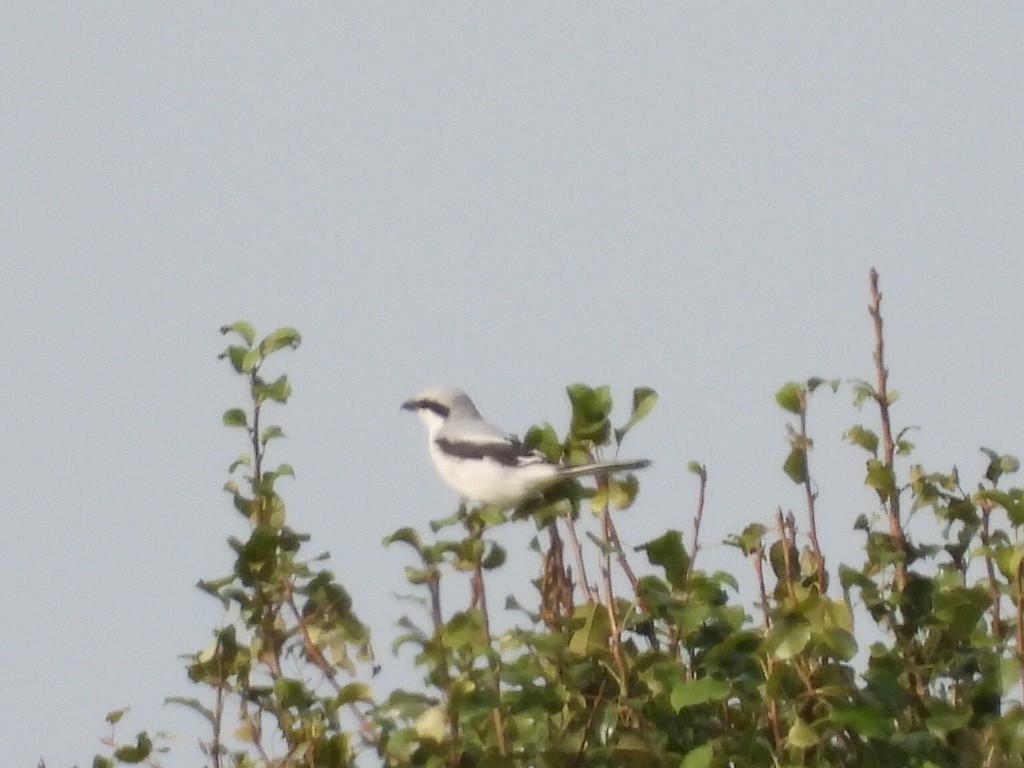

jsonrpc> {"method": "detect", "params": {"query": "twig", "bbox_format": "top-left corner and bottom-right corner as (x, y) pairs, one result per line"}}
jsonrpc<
(284, 592), (377, 742)
(598, 503), (627, 685)
(601, 511), (660, 650)
(775, 509), (797, 601)
(868, 268), (908, 589)
(211, 663), (224, 768)
(979, 504), (1004, 642)
(1016, 558), (1024, 692)
(752, 538), (783, 757)
(603, 514), (639, 592)
(563, 514), (597, 602)
(686, 465), (708, 582)
(249, 370), (264, 484)
(425, 564), (459, 748)
(797, 396), (827, 593)
(470, 558), (507, 756)
(540, 522), (575, 626)
(569, 677), (609, 768)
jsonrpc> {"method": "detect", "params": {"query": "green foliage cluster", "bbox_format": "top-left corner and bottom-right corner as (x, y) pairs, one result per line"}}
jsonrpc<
(83, 275), (1024, 768)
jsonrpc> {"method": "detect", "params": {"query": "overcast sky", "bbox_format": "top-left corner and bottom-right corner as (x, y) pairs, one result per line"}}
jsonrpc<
(4, 5), (1024, 766)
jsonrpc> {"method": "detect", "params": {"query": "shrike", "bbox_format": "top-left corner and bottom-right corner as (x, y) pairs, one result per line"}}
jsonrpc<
(402, 387), (650, 508)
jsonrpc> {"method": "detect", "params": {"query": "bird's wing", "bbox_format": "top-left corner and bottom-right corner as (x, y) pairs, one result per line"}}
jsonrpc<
(434, 419), (551, 468)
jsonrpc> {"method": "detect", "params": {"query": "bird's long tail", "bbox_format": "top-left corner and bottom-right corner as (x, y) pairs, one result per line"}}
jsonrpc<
(557, 458), (651, 479)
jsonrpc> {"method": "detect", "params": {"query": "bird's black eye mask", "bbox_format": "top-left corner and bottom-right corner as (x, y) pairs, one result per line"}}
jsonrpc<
(405, 399), (450, 418)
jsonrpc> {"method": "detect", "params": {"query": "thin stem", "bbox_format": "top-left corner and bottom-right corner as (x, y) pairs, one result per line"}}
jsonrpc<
(776, 509), (797, 602)
(1016, 558), (1024, 691)
(752, 539), (783, 757)
(980, 504), (1004, 642)
(868, 268), (908, 589)
(420, 535), (457, 748)
(249, 370), (263, 483)
(797, 400), (827, 593)
(562, 514), (596, 602)
(603, 514), (639, 592)
(598, 503), (627, 685)
(285, 591), (378, 742)
(470, 558), (507, 756)
(569, 677), (608, 768)
(540, 521), (573, 626)
(686, 465), (708, 582)
(211, 668), (224, 768)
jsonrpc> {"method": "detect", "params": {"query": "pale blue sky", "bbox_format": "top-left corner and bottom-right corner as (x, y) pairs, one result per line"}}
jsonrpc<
(3, 5), (1023, 766)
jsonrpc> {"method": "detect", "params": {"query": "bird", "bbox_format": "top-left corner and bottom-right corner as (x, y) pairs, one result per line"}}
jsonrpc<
(402, 387), (650, 508)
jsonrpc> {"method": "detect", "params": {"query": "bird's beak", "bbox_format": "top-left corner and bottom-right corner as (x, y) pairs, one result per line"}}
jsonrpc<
(401, 399), (418, 412)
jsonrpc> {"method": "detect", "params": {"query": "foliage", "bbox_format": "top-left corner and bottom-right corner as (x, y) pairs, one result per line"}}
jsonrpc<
(81, 274), (1024, 768)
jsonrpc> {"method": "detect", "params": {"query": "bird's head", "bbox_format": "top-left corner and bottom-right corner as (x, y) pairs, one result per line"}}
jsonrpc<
(401, 387), (482, 435)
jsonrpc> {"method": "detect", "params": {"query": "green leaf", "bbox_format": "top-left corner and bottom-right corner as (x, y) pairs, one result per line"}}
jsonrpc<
(787, 718), (819, 748)
(830, 705), (894, 738)
(775, 382), (803, 414)
(924, 701), (971, 737)
(260, 327), (302, 355)
(113, 732), (153, 763)
(428, 509), (464, 532)
(274, 677), (312, 710)
(441, 609), (486, 650)
(524, 422), (563, 461)
(228, 454), (251, 473)
(630, 386), (657, 423)
(609, 476), (640, 510)
(234, 719), (258, 744)
(783, 446), (807, 484)
(481, 542), (506, 570)
(982, 447), (1021, 485)
(615, 386), (658, 444)
(240, 348), (262, 373)
(767, 622), (811, 660)
(724, 523), (766, 556)
(567, 383), (613, 443)
(977, 488), (1024, 525)
(844, 425), (879, 456)
(638, 530), (690, 590)
(999, 655), (1023, 694)
(218, 344), (248, 373)
(993, 544), (1024, 582)
(850, 379), (875, 408)
(335, 682), (373, 706)
(165, 697), (213, 725)
(105, 706), (130, 725)
(260, 425), (284, 444)
(670, 676), (730, 709)
(865, 459), (897, 499)
(475, 504), (507, 527)
(255, 374), (292, 403)
(569, 603), (611, 655)
(220, 321), (256, 347)
(400, 566), (430, 586)
(681, 743), (714, 768)
(820, 628), (858, 660)
(414, 704), (446, 742)
(807, 376), (839, 394)
(768, 539), (797, 581)
(222, 408), (248, 428)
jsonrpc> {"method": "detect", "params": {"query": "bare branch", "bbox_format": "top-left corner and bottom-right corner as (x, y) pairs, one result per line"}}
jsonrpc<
(869, 268), (908, 589)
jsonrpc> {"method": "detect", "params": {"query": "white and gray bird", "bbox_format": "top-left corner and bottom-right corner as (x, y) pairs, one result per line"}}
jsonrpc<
(402, 387), (650, 508)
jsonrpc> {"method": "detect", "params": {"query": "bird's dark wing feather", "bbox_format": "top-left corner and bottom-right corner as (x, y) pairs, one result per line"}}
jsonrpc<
(434, 435), (549, 468)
